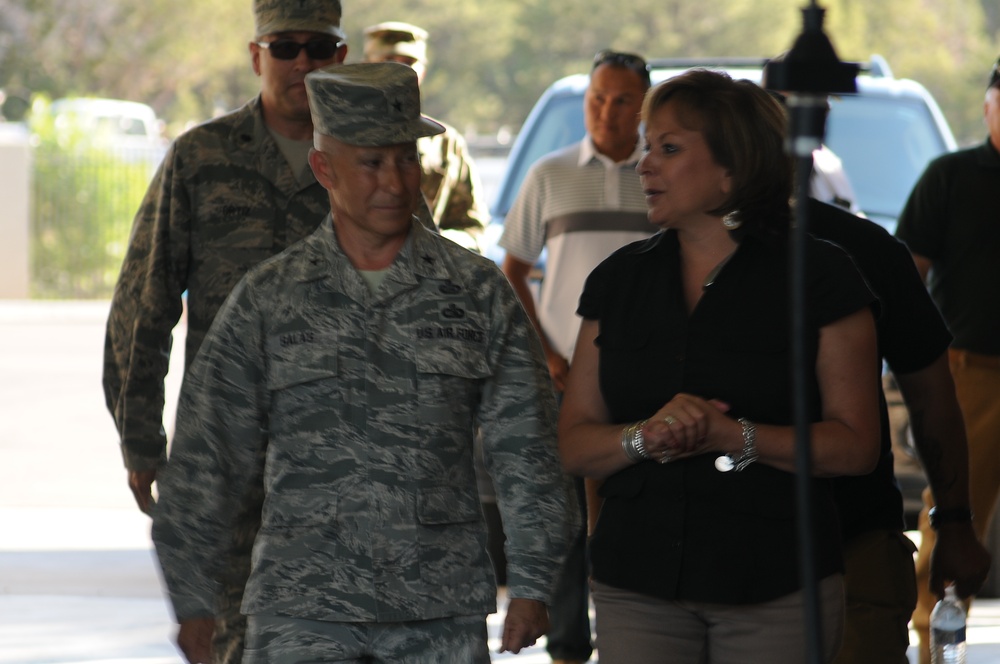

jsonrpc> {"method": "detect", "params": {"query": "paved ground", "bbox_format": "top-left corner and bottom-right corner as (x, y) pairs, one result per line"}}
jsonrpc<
(0, 300), (997, 663)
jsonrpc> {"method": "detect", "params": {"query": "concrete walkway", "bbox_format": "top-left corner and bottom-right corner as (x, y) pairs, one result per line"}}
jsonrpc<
(0, 301), (996, 663)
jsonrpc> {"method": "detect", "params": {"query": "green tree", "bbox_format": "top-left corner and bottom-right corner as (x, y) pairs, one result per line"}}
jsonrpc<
(4, 0), (997, 142)
(0, 0), (825, 136)
(825, 0), (995, 145)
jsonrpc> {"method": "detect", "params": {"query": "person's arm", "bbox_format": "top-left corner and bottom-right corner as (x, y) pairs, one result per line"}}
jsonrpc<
(560, 309), (881, 479)
(895, 355), (992, 599)
(102, 145), (190, 513)
(584, 478), (604, 535)
(175, 617), (214, 664)
(151, 279), (268, 634)
(558, 321), (738, 477)
(910, 251), (933, 283)
(501, 255), (569, 391)
(477, 274), (577, 615)
(499, 597), (549, 654)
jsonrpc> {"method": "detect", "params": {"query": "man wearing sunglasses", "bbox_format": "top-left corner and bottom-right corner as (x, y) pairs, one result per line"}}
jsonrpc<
(104, 2), (348, 663)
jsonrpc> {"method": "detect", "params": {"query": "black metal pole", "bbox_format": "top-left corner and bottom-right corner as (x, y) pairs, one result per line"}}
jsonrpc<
(788, 94), (828, 664)
(763, 3), (858, 662)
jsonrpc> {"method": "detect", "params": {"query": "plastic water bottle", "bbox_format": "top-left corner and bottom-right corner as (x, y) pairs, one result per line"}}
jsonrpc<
(930, 585), (967, 664)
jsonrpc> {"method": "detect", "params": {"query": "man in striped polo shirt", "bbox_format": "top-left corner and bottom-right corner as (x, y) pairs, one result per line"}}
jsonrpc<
(498, 49), (657, 664)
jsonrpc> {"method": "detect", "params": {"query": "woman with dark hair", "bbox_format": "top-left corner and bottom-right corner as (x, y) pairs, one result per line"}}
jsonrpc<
(558, 69), (881, 662)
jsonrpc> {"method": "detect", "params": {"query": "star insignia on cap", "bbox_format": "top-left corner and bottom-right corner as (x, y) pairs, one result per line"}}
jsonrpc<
(391, 97), (403, 113)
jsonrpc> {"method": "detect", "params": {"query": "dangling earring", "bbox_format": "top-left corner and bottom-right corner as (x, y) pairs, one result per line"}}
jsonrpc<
(722, 212), (742, 230)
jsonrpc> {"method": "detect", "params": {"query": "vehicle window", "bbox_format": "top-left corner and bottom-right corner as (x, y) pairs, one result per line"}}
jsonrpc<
(826, 95), (950, 229)
(492, 75), (953, 237)
(96, 115), (149, 137)
(117, 116), (151, 137)
(494, 95), (586, 218)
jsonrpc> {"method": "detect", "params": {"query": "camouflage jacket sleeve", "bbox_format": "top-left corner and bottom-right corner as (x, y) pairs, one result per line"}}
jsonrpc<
(102, 140), (190, 471)
(419, 124), (490, 251)
(151, 278), (268, 621)
(102, 97), (331, 473)
(476, 273), (579, 603)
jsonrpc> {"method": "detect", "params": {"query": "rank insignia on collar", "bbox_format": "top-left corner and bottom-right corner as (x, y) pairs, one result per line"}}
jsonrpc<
(439, 280), (461, 295)
(420, 254), (435, 266)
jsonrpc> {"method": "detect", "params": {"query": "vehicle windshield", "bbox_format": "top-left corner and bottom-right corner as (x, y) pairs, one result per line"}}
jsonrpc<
(825, 94), (952, 229)
(492, 82), (953, 235)
(493, 94), (586, 218)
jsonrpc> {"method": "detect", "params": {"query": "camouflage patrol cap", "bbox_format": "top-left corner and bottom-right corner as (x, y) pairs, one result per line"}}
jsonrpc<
(253, 0), (346, 40)
(363, 21), (428, 64)
(306, 62), (445, 146)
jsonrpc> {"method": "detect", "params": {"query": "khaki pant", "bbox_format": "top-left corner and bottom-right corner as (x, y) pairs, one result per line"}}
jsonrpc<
(912, 349), (1000, 664)
(833, 529), (917, 664)
(592, 575), (845, 663)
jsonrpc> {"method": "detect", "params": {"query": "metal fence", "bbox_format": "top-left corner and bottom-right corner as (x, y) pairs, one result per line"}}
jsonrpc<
(28, 140), (504, 300)
(30, 143), (161, 299)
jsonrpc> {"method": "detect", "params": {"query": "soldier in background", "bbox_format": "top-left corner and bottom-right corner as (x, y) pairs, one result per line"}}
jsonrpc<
(151, 62), (576, 664)
(364, 20), (490, 252)
(102, 2), (348, 661)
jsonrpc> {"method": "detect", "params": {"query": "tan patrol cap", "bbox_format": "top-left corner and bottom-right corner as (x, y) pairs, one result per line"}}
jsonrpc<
(253, 0), (346, 40)
(363, 21), (428, 64)
(306, 62), (444, 146)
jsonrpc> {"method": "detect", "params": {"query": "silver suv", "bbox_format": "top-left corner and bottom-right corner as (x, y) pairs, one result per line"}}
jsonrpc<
(484, 56), (958, 529)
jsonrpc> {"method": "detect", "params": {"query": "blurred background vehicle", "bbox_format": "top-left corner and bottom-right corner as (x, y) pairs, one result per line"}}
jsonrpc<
(484, 55), (955, 262)
(47, 97), (168, 167)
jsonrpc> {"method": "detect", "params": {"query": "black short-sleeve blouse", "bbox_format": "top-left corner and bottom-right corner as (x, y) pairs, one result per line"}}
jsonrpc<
(577, 230), (876, 605)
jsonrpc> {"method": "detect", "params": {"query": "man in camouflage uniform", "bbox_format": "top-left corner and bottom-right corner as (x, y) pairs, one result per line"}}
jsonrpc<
(151, 62), (576, 664)
(364, 21), (490, 252)
(102, 2), (349, 662)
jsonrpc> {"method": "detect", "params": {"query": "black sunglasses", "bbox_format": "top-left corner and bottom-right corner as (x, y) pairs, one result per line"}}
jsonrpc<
(256, 38), (343, 61)
(592, 49), (651, 88)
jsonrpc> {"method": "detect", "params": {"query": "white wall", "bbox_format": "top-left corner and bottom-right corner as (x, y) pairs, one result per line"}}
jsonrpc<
(0, 125), (31, 299)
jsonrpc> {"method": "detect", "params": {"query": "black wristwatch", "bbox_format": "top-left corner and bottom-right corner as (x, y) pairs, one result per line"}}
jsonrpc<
(928, 506), (973, 530)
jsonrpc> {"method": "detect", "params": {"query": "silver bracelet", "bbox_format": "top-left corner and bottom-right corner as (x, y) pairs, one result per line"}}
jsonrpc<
(715, 417), (758, 473)
(621, 420), (651, 463)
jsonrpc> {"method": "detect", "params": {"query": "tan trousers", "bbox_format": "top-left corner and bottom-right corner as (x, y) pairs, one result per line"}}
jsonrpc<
(912, 349), (1000, 664)
(592, 575), (845, 663)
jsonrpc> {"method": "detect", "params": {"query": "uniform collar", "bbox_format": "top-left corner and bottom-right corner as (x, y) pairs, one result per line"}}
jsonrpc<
(579, 135), (643, 168)
(228, 95), (318, 195)
(298, 217), (454, 288)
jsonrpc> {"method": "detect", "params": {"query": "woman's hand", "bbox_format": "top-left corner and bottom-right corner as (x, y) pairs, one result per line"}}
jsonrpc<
(642, 394), (734, 462)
